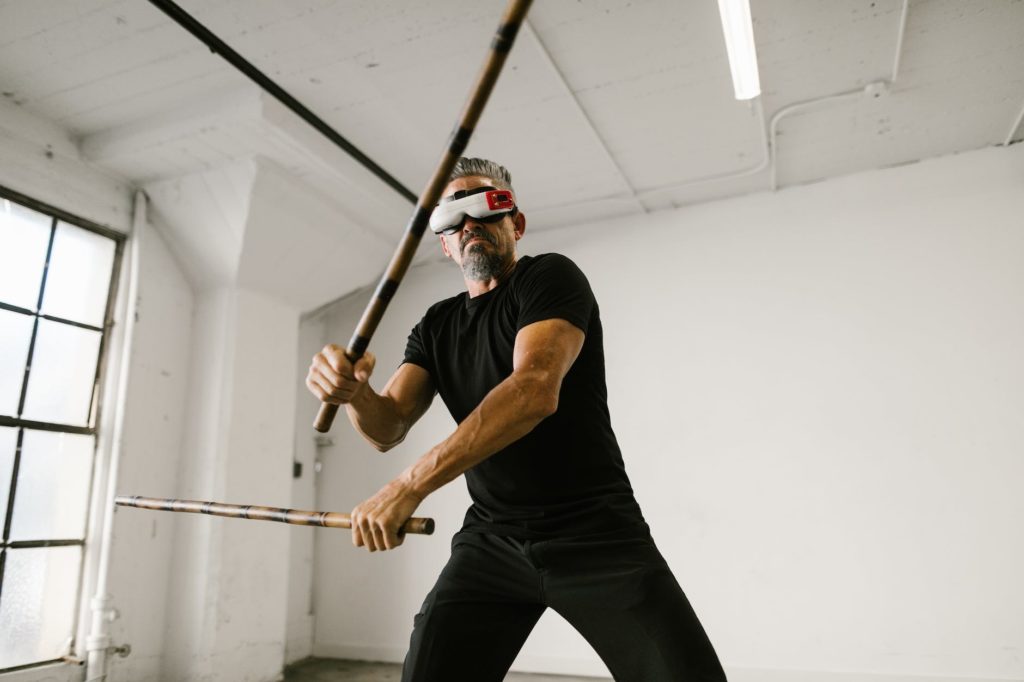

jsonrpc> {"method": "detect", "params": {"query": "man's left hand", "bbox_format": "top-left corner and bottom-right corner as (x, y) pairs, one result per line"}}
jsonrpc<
(350, 479), (423, 552)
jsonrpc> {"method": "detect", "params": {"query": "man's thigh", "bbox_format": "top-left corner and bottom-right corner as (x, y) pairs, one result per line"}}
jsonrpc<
(402, 532), (546, 682)
(541, 531), (728, 682)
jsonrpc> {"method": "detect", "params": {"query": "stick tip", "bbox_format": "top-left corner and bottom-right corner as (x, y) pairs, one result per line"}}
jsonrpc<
(314, 402), (339, 432)
(404, 517), (435, 535)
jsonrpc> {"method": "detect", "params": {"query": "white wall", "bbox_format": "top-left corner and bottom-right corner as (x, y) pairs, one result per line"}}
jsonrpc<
(285, 316), (328, 665)
(306, 144), (1024, 681)
(159, 288), (299, 682)
(100, 220), (196, 682)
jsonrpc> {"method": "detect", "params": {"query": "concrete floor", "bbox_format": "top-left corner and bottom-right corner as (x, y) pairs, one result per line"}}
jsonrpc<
(284, 658), (610, 681)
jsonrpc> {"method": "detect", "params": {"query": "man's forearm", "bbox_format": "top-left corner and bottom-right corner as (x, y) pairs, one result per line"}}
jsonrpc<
(345, 384), (409, 451)
(397, 370), (557, 499)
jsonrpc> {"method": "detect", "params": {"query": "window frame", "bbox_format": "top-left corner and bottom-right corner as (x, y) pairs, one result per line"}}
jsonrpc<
(0, 184), (126, 674)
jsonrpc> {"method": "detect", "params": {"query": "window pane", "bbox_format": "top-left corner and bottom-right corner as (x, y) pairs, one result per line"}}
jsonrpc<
(0, 310), (34, 417)
(40, 221), (115, 328)
(0, 546), (81, 669)
(0, 426), (16, 524)
(20, 319), (101, 426)
(0, 200), (51, 311)
(9, 430), (94, 541)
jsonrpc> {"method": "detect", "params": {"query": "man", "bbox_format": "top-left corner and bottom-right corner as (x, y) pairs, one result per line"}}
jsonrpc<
(306, 158), (727, 681)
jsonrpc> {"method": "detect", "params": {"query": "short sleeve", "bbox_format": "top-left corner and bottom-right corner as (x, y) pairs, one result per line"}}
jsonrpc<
(515, 254), (595, 334)
(402, 316), (434, 376)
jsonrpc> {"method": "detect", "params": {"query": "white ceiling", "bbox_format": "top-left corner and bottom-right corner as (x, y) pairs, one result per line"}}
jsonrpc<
(1, 0), (1022, 235)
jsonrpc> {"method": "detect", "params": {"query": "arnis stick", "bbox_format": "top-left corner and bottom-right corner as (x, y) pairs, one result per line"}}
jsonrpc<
(314, 0), (534, 433)
(115, 495), (435, 535)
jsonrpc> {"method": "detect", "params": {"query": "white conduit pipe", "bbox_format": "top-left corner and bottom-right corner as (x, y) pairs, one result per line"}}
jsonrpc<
(891, 0), (910, 84)
(633, 0), (911, 203)
(522, 19), (648, 214)
(84, 190), (146, 682)
(767, 86), (866, 191)
(767, 0), (908, 192)
(636, 96), (770, 199)
(1004, 98), (1024, 146)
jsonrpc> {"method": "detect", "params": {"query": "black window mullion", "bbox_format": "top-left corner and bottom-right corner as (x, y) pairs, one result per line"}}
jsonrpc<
(40, 314), (103, 333)
(0, 416), (94, 436)
(0, 301), (35, 317)
(0, 428), (23, 612)
(14, 218), (58, 420)
(0, 548), (6, 619)
(1, 219), (58, 615)
(1, 429), (23, 543)
(3, 539), (85, 549)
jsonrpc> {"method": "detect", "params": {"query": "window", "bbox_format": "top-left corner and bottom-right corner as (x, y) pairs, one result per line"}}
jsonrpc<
(0, 188), (124, 672)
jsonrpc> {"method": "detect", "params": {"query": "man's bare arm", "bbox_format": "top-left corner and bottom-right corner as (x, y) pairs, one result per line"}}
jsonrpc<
(402, 318), (583, 496)
(307, 347), (435, 451)
(346, 363), (435, 450)
(349, 318), (584, 551)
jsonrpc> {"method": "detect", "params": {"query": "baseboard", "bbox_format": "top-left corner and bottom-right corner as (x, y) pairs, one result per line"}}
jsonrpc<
(724, 667), (1022, 682)
(311, 643), (406, 665)
(308, 645), (1022, 682)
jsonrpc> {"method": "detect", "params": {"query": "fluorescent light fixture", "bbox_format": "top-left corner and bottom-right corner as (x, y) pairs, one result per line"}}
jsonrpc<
(716, 0), (761, 100)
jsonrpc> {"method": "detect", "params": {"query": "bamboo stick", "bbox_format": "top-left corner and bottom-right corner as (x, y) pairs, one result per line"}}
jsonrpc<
(115, 495), (435, 535)
(314, 0), (534, 432)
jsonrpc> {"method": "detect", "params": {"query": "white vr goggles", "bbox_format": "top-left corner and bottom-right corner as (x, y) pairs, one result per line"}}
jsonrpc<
(429, 187), (517, 235)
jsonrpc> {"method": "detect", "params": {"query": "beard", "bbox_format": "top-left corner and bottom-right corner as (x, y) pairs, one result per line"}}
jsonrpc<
(459, 231), (507, 281)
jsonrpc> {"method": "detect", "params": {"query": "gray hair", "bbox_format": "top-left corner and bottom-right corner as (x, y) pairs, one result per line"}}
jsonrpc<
(449, 157), (514, 194)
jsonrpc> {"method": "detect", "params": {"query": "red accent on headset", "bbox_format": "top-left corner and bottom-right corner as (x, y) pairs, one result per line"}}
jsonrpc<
(485, 190), (514, 211)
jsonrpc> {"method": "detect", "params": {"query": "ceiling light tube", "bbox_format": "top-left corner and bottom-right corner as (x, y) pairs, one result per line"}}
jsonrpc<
(716, 0), (761, 100)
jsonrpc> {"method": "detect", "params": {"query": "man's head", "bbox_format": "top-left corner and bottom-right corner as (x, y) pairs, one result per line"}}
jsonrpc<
(434, 157), (525, 283)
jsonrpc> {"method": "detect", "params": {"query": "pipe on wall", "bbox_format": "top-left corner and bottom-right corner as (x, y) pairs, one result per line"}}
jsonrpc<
(632, 0), (912, 202)
(84, 191), (146, 682)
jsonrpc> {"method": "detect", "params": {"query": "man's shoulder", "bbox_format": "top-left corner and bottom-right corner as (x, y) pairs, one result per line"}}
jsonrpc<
(514, 253), (590, 288)
(517, 252), (585, 277)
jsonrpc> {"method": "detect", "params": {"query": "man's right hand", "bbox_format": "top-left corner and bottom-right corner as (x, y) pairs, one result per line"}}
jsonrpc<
(306, 344), (376, 405)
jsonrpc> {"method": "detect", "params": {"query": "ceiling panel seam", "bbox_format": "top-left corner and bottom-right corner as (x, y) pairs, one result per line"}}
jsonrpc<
(523, 20), (647, 214)
(635, 98), (769, 201)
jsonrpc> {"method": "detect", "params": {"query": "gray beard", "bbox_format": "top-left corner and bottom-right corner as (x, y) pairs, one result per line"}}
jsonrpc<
(461, 244), (506, 281)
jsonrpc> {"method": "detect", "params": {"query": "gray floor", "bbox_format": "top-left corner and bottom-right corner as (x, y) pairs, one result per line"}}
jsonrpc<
(284, 658), (609, 681)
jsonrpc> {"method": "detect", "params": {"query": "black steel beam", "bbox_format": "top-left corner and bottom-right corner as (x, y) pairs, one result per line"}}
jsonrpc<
(147, 0), (418, 204)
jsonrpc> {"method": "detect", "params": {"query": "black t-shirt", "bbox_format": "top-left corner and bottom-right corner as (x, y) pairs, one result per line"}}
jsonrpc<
(403, 253), (645, 538)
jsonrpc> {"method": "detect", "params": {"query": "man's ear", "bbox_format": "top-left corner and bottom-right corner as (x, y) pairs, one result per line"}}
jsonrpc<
(439, 234), (454, 259)
(513, 211), (526, 241)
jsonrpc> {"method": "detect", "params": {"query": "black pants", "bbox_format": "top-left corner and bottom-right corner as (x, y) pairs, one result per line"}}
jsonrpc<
(401, 528), (727, 681)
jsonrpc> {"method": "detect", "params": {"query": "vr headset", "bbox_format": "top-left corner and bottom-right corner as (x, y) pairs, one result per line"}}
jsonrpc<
(429, 186), (516, 235)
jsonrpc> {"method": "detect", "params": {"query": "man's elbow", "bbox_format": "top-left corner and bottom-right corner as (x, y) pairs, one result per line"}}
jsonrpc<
(525, 380), (560, 421)
(361, 428), (407, 453)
